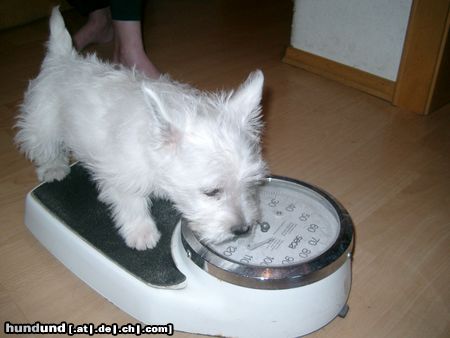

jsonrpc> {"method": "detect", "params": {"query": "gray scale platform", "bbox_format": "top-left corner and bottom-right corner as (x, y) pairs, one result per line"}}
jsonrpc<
(31, 163), (186, 288)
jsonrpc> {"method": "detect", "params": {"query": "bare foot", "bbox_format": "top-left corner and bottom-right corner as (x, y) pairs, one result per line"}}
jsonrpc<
(113, 20), (161, 79)
(73, 8), (114, 51)
(115, 47), (161, 79)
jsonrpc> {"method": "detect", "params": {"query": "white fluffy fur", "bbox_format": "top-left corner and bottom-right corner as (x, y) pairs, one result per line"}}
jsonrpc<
(15, 7), (268, 250)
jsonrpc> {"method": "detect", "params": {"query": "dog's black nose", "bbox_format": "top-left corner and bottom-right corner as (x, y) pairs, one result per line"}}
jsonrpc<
(231, 224), (250, 236)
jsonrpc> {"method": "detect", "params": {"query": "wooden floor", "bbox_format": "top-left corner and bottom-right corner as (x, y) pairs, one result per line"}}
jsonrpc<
(1, 1), (449, 337)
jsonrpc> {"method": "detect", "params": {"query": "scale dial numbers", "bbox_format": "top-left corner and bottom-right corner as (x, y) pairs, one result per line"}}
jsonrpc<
(181, 176), (354, 289)
(209, 183), (340, 267)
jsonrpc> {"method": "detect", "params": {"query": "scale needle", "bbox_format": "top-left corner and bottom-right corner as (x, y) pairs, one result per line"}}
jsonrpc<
(247, 237), (275, 250)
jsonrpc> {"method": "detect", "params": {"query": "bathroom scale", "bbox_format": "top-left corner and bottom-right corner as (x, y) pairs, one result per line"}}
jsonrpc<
(24, 163), (354, 337)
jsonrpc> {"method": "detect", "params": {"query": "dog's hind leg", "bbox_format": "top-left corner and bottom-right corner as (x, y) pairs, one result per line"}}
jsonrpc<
(15, 88), (70, 183)
(34, 146), (70, 182)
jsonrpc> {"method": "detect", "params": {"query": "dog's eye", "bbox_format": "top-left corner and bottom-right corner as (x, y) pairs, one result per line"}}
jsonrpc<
(203, 188), (222, 198)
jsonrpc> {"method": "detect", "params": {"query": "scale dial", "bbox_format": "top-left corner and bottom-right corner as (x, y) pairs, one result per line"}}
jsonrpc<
(181, 176), (354, 289)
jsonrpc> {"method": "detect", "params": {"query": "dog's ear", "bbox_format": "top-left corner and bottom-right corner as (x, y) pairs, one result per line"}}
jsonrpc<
(227, 70), (264, 138)
(141, 83), (182, 147)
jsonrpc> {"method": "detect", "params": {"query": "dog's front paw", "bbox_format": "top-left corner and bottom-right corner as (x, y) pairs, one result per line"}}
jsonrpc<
(123, 224), (161, 251)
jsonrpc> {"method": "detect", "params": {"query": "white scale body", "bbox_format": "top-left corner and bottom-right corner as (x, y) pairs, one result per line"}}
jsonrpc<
(24, 175), (354, 338)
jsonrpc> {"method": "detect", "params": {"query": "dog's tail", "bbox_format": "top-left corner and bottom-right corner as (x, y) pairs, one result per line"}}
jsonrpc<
(47, 6), (73, 57)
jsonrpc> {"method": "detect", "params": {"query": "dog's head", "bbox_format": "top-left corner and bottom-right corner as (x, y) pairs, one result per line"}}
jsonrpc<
(142, 70), (268, 243)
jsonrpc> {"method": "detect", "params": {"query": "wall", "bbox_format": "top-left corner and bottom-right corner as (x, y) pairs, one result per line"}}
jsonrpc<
(291, 0), (413, 81)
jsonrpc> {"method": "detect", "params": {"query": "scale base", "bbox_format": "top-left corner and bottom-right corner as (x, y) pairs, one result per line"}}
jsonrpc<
(24, 165), (352, 337)
(338, 304), (350, 318)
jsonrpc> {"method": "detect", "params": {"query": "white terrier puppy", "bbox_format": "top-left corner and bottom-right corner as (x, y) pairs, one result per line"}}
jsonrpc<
(16, 7), (268, 250)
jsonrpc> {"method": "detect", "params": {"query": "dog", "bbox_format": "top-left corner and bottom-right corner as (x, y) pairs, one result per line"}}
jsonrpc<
(15, 7), (268, 250)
